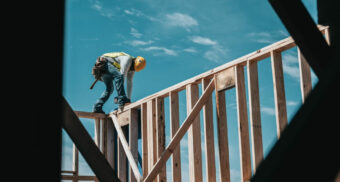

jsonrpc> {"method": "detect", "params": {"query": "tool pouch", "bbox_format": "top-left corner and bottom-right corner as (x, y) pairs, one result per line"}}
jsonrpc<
(91, 57), (108, 81)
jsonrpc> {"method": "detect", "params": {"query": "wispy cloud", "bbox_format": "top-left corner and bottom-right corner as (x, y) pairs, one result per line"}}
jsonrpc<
(130, 28), (143, 38)
(282, 53), (300, 81)
(142, 46), (177, 56)
(261, 106), (275, 116)
(90, 0), (116, 19)
(124, 8), (158, 22)
(126, 40), (153, 46)
(183, 48), (197, 53)
(247, 30), (289, 44)
(164, 13), (198, 31)
(287, 100), (299, 106)
(190, 36), (228, 63)
(247, 32), (274, 44)
(190, 36), (217, 46)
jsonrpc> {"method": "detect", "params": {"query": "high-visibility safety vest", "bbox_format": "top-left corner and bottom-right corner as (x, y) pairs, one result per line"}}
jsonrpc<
(102, 52), (134, 70)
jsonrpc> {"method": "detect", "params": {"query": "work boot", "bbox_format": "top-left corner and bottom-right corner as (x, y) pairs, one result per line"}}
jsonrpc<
(93, 104), (105, 113)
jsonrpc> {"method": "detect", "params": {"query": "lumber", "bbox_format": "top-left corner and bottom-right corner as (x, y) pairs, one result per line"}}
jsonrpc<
(61, 97), (119, 182)
(143, 78), (215, 182)
(247, 60), (264, 172)
(271, 51), (288, 138)
(202, 78), (216, 182)
(235, 66), (252, 181)
(169, 91), (182, 182)
(186, 84), (203, 182)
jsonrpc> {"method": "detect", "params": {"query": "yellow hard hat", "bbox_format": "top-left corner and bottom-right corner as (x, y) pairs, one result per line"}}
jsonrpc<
(134, 56), (146, 72)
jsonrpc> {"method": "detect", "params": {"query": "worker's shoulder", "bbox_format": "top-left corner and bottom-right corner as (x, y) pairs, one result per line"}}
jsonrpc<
(102, 52), (132, 58)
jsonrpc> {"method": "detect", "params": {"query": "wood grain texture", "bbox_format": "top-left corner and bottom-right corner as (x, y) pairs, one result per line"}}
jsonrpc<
(214, 75), (230, 182)
(235, 66), (252, 181)
(202, 78), (216, 182)
(186, 84), (203, 182)
(271, 51), (288, 138)
(247, 61), (264, 172)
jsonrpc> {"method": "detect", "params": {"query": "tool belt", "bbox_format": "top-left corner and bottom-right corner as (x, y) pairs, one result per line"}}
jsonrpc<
(91, 57), (108, 81)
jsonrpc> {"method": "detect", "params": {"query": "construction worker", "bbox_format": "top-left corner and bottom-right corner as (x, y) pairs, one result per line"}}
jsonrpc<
(92, 52), (146, 113)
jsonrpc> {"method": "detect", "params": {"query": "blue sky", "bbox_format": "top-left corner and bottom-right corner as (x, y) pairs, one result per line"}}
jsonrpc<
(62, 0), (318, 181)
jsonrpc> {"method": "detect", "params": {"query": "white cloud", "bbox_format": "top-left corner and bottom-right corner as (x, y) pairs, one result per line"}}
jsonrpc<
(204, 45), (229, 63)
(142, 46), (177, 56)
(247, 32), (274, 44)
(165, 13), (198, 30)
(282, 53), (300, 80)
(287, 100), (299, 106)
(183, 48), (197, 53)
(90, 0), (115, 19)
(261, 106), (275, 116)
(124, 8), (158, 22)
(130, 28), (143, 38)
(128, 40), (153, 46)
(247, 30), (289, 44)
(190, 36), (217, 46)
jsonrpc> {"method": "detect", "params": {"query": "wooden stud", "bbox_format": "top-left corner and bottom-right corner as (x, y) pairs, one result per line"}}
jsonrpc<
(202, 78), (216, 182)
(214, 75), (231, 182)
(298, 49), (312, 103)
(143, 78), (215, 182)
(271, 51), (288, 138)
(147, 99), (157, 181)
(156, 97), (167, 182)
(94, 118), (101, 147)
(72, 144), (79, 182)
(118, 127), (127, 182)
(235, 65), (252, 181)
(106, 117), (115, 169)
(186, 84), (203, 182)
(247, 60), (264, 172)
(141, 103), (149, 178)
(101, 119), (108, 157)
(130, 109), (139, 182)
(169, 91), (182, 182)
(110, 116), (143, 182)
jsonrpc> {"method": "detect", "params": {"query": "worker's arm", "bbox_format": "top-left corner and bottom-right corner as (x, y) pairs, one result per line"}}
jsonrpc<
(126, 71), (134, 100)
(119, 56), (134, 100)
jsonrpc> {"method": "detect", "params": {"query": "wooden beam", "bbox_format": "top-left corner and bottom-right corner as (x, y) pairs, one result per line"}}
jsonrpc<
(186, 83), (203, 182)
(101, 119), (108, 157)
(110, 115), (143, 182)
(72, 144), (79, 182)
(143, 78), (215, 182)
(215, 67), (235, 92)
(247, 60), (264, 172)
(130, 109), (139, 182)
(298, 49), (312, 103)
(147, 99), (157, 177)
(94, 118), (101, 147)
(118, 128), (127, 182)
(156, 98), (167, 182)
(169, 91), (182, 182)
(202, 78), (216, 182)
(141, 103), (149, 178)
(214, 75), (231, 182)
(271, 51), (288, 138)
(74, 111), (107, 119)
(106, 117), (116, 169)
(235, 66), (252, 181)
(61, 97), (119, 182)
(61, 175), (98, 181)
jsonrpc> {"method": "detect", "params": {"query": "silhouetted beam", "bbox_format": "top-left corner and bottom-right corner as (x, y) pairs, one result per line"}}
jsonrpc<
(269, 0), (330, 78)
(62, 96), (120, 182)
(251, 49), (340, 182)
